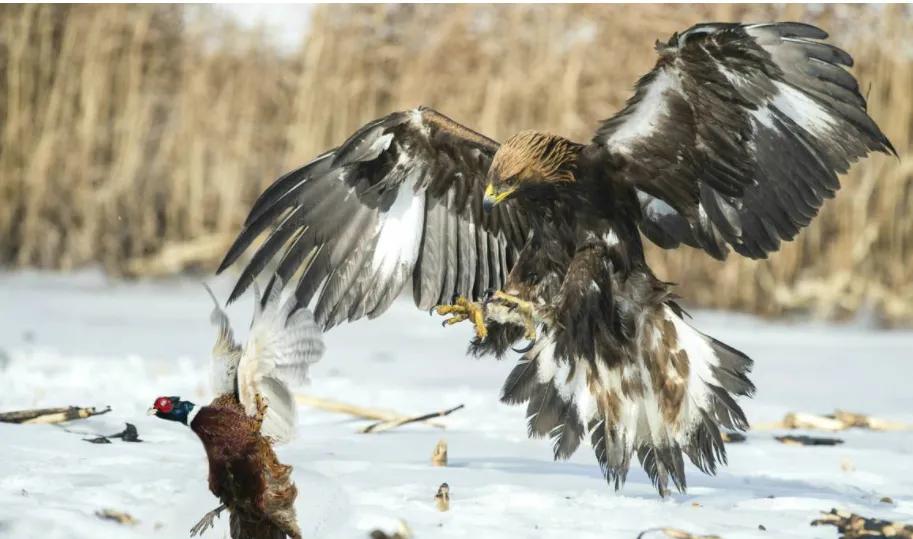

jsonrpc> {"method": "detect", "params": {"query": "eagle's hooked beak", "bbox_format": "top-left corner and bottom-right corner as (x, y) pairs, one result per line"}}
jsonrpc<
(483, 184), (515, 213)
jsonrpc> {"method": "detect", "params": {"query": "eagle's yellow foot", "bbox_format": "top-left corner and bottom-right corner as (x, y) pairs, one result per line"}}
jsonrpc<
(435, 296), (488, 340)
(493, 291), (538, 341)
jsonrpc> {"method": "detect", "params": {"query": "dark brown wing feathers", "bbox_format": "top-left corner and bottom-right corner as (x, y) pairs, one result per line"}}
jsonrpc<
(592, 22), (893, 259)
(218, 108), (527, 330)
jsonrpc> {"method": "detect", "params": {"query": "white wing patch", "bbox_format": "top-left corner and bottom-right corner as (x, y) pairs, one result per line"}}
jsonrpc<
(770, 80), (838, 138)
(236, 283), (325, 444)
(604, 69), (678, 154)
(370, 165), (426, 278)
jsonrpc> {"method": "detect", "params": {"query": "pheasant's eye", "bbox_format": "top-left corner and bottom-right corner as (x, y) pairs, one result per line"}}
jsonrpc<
(154, 397), (174, 413)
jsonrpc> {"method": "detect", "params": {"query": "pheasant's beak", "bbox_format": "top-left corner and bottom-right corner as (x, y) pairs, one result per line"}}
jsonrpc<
(483, 184), (515, 213)
(147, 407), (158, 415)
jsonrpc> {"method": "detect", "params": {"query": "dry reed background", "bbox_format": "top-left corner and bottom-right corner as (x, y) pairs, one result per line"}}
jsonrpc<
(1, 4), (911, 324)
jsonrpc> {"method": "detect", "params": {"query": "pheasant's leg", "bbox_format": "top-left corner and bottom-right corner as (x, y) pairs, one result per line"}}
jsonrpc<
(434, 296), (488, 340)
(492, 291), (539, 340)
(190, 504), (226, 537)
(253, 393), (268, 429)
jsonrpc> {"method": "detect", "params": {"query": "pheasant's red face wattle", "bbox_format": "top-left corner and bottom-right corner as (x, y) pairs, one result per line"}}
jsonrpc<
(153, 396), (174, 414)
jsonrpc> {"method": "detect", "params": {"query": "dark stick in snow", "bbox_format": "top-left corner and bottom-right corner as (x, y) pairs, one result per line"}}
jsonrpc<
(361, 404), (465, 433)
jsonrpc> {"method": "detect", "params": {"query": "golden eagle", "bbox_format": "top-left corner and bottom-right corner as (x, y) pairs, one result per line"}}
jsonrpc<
(218, 23), (893, 495)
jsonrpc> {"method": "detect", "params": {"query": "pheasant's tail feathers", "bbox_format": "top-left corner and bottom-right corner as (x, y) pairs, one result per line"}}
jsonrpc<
(500, 305), (753, 495)
(227, 441), (299, 538)
(229, 511), (295, 539)
(259, 446), (300, 536)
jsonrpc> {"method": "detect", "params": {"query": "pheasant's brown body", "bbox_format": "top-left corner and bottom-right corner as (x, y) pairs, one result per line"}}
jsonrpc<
(191, 394), (301, 539)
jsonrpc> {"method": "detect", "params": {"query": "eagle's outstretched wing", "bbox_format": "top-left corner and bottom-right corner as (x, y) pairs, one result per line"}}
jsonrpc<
(218, 108), (528, 330)
(591, 22), (894, 259)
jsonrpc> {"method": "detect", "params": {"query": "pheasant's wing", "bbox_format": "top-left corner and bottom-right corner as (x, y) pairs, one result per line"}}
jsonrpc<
(590, 22), (893, 259)
(203, 283), (242, 396)
(236, 283), (325, 443)
(217, 107), (528, 331)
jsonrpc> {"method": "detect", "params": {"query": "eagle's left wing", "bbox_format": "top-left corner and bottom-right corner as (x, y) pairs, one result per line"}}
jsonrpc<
(590, 22), (894, 259)
(218, 108), (528, 331)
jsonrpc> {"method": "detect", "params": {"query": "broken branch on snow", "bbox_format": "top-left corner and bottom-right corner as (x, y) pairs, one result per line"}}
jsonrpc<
(0, 405), (112, 424)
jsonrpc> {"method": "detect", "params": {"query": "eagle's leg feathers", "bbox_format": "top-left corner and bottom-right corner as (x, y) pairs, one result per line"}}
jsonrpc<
(435, 297), (488, 340)
(492, 291), (539, 341)
(190, 503), (226, 537)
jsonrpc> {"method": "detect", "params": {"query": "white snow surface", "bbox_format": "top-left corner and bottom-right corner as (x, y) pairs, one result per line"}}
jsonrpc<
(1, 271), (912, 539)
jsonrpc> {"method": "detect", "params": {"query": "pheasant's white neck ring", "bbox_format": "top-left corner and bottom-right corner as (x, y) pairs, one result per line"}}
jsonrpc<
(185, 403), (201, 426)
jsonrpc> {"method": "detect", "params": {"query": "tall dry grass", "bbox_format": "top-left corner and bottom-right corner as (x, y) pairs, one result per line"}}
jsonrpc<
(1, 4), (911, 324)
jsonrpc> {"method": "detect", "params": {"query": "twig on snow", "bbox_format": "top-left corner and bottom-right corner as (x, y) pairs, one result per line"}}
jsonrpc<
(636, 528), (721, 539)
(361, 404), (465, 434)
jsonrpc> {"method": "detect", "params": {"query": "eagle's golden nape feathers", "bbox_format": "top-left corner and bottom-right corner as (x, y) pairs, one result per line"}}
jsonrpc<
(490, 130), (583, 185)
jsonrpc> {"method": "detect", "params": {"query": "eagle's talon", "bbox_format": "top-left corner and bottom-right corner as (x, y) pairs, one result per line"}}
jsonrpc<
(512, 340), (536, 354)
(434, 296), (488, 340)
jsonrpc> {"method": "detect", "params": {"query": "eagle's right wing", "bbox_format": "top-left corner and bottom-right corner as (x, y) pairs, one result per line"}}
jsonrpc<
(218, 108), (529, 330)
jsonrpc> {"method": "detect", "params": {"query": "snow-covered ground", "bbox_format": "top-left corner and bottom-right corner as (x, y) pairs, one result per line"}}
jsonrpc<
(1, 271), (912, 539)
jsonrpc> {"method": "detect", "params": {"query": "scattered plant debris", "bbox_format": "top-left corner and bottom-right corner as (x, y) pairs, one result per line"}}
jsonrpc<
(296, 395), (462, 432)
(362, 404), (465, 434)
(756, 410), (911, 432)
(431, 439), (448, 466)
(636, 528), (721, 539)
(776, 435), (844, 446)
(95, 509), (138, 526)
(83, 423), (142, 444)
(434, 483), (450, 512)
(369, 520), (412, 539)
(812, 508), (913, 538)
(84, 436), (112, 444)
(721, 432), (746, 443)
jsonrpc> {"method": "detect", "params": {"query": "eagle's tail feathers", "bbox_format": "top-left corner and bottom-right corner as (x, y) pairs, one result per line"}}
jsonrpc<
(500, 305), (753, 496)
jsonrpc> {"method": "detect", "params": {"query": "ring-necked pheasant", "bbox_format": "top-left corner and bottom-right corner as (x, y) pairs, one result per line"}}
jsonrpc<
(150, 283), (324, 538)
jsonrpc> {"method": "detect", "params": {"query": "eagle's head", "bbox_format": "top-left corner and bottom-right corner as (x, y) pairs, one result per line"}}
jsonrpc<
(484, 131), (582, 212)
